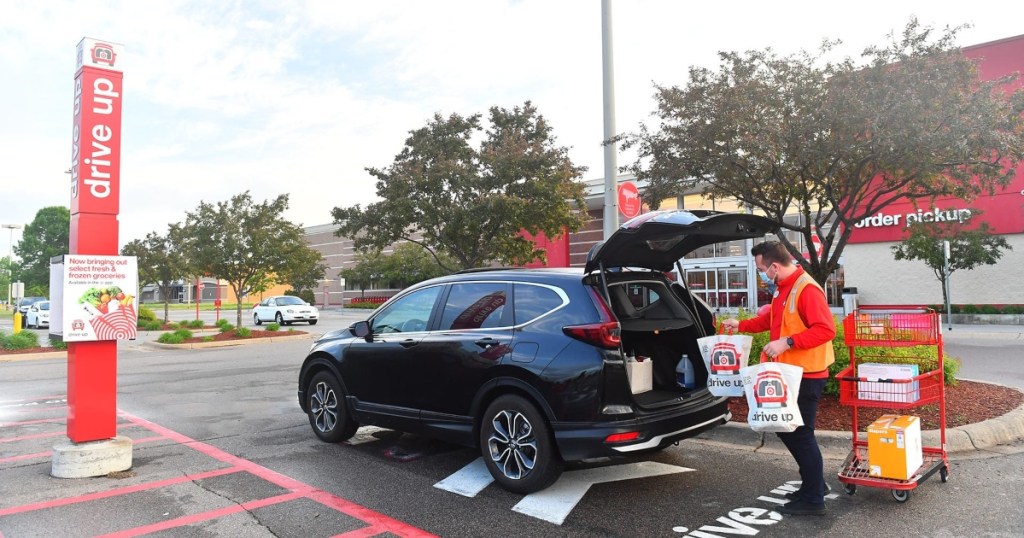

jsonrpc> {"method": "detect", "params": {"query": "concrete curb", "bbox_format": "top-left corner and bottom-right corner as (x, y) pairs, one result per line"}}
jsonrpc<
(145, 332), (313, 350)
(695, 386), (1024, 457)
(0, 350), (67, 362)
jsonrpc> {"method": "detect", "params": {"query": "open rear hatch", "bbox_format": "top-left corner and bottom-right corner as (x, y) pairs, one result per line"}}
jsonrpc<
(586, 210), (778, 408)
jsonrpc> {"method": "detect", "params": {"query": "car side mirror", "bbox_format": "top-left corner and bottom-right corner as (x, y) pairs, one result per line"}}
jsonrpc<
(350, 321), (370, 339)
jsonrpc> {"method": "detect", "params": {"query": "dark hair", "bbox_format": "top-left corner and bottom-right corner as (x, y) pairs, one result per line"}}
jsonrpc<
(751, 240), (791, 266)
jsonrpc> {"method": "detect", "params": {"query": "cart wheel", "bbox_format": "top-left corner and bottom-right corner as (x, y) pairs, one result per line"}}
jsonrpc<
(940, 466), (949, 483)
(891, 489), (910, 503)
(843, 483), (856, 495)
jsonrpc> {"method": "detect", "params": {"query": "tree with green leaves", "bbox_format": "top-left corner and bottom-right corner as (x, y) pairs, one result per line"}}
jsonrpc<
(341, 242), (452, 299)
(14, 206), (70, 295)
(121, 229), (190, 323)
(176, 192), (326, 327)
(891, 219), (1011, 305)
(617, 19), (1024, 286)
(333, 101), (588, 271)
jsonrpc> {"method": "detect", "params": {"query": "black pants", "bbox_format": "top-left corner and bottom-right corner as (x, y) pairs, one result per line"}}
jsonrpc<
(776, 377), (827, 503)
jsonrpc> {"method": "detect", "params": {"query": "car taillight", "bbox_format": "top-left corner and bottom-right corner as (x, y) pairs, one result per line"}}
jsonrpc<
(562, 287), (622, 349)
(563, 321), (621, 349)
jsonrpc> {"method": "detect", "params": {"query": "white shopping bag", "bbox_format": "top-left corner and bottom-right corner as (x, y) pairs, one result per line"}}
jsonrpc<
(740, 361), (805, 433)
(696, 333), (753, 397)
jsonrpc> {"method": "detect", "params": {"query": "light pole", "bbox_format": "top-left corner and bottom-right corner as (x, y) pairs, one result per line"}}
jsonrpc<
(2, 224), (21, 310)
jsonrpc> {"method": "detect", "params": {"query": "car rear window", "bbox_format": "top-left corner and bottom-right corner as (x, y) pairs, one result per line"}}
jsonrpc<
(439, 283), (507, 330)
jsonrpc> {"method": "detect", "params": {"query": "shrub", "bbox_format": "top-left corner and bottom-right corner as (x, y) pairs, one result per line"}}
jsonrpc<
(3, 331), (40, 350)
(202, 336), (215, 342)
(141, 320), (162, 331)
(49, 338), (68, 350)
(960, 304), (980, 314)
(235, 327), (251, 338)
(949, 304), (961, 314)
(266, 322), (280, 331)
(187, 319), (205, 329)
(1003, 305), (1024, 314)
(979, 305), (1001, 314)
(348, 301), (381, 309)
(137, 306), (157, 322)
(215, 318), (231, 329)
(157, 330), (190, 344)
(218, 323), (235, 333)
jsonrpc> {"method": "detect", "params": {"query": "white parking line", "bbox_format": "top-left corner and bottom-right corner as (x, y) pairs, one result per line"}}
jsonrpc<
(346, 426), (389, 445)
(513, 461), (693, 525)
(433, 458), (493, 497)
(434, 458), (693, 525)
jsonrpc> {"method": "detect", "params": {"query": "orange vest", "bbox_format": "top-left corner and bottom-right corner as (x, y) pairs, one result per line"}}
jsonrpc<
(777, 272), (834, 374)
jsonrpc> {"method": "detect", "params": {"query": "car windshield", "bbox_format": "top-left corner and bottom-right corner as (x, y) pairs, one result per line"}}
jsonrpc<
(277, 296), (306, 306)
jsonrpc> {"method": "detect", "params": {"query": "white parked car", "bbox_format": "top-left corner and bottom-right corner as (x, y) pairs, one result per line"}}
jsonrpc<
(26, 301), (50, 329)
(253, 296), (319, 326)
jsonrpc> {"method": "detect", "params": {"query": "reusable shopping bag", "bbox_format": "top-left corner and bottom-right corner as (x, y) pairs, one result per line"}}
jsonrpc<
(695, 333), (753, 397)
(740, 361), (804, 433)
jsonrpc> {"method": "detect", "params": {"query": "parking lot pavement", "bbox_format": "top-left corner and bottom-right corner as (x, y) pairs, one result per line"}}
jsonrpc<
(0, 396), (437, 537)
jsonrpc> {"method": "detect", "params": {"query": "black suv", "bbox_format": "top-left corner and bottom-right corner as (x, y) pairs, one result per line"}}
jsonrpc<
(298, 210), (776, 493)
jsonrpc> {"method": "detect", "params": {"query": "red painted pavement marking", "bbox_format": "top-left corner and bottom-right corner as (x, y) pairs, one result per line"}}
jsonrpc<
(119, 411), (437, 537)
(0, 435), (165, 464)
(0, 467), (243, 517)
(0, 431), (65, 444)
(0, 418), (64, 428)
(1, 421), (136, 444)
(96, 492), (305, 538)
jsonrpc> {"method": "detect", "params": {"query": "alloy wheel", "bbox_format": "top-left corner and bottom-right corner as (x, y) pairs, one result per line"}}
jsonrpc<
(310, 381), (338, 433)
(487, 409), (538, 480)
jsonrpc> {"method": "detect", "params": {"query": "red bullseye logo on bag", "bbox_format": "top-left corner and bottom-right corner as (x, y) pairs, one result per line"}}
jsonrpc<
(709, 342), (743, 375)
(754, 371), (788, 408)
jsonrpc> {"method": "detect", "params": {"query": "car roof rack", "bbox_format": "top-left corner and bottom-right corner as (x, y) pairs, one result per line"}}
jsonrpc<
(453, 266), (522, 274)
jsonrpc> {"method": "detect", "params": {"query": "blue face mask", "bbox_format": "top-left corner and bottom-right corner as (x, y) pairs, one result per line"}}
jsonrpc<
(758, 271), (772, 285)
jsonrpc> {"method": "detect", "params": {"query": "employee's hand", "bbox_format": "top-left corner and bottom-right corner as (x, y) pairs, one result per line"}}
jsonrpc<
(720, 318), (740, 333)
(762, 338), (792, 360)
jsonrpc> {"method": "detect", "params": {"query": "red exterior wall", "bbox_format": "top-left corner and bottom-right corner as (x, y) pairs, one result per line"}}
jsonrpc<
(848, 34), (1024, 244)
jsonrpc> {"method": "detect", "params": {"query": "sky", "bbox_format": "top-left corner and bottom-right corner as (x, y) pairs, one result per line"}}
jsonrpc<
(1, 0), (1020, 257)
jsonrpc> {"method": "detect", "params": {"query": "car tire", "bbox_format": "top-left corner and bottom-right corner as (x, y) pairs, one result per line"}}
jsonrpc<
(253, 313), (262, 326)
(306, 371), (358, 443)
(480, 394), (563, 494)
(309, 320), (318, 325)
(275, 313), (284, 325)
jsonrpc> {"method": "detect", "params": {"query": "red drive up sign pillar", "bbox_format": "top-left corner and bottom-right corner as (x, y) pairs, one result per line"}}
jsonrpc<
(67, 38), (124, 443)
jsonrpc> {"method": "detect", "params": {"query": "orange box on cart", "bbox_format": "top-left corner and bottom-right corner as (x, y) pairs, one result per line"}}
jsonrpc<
(867, 415), (923, 480)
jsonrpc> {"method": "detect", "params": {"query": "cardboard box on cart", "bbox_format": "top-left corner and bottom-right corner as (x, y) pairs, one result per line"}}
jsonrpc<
(867, 415), (923, 480)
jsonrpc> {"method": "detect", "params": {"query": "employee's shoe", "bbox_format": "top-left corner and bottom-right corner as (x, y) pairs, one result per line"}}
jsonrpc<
(784, 483), (832, 501)
(777, 500), (827, 516)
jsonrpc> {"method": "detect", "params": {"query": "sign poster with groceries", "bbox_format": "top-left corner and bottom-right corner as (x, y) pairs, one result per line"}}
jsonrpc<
(62, 255), (138, 342)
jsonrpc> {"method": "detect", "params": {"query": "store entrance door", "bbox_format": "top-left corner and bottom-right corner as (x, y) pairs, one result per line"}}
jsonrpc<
(683, 265), (751, 311)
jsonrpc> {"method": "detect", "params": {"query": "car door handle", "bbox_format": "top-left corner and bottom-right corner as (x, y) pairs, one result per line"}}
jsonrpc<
(475, 338), (501, 349)
(399, 339), (418, 348)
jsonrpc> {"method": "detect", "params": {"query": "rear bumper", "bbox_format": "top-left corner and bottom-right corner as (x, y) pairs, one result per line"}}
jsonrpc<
(551, 397), (730, 461)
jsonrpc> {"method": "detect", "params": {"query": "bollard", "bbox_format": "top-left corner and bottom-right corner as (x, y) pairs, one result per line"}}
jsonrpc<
(13, 311), (22, 334)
